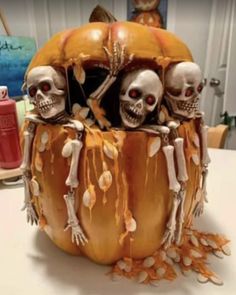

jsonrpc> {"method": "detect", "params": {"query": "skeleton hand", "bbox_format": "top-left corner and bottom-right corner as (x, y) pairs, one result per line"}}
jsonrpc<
(193, 188), (205, 217)
(161, 220), (176, 249)
(22, 201), (38, 225)
(193, 200), (204, 217)
(103, 42), (134, 77)
(64, 222), (88, 246)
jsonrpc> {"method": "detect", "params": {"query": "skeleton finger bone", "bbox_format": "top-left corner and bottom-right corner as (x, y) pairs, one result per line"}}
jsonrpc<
(174, 138), (188, 182)
(62, 139), (83, 188)
(162, 145), (181, 193)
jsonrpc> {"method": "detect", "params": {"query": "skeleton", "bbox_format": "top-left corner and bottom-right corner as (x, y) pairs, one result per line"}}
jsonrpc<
(62, 132), (88, 245)
(21, 66), (88, 245)
(119, 69), (163, 129)
(20, 122), (38, 225)
(161, 62), (207, 246)
(21, 42), (133, 243)
(160, 62), (203, 246)
(161, 125), (189, 247)
(118, 67), (189, 246)
(165, 62), (203, 120)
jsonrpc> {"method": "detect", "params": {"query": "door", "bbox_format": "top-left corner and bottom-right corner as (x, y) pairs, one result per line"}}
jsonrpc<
(200, 0), (234, 126)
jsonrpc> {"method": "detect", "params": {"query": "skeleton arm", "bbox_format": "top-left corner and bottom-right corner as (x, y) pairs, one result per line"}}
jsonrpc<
(62, 123), (88, 246)
(161, 121), (189, 247)
(173, 136), (188, 244)
(161, 142), (181, 248)
(20, 121), (39, 225)
(194, 122), (211, 217)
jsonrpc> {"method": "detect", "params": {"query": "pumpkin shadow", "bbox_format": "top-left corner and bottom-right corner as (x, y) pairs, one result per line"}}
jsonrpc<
(28, 212), (229, 295)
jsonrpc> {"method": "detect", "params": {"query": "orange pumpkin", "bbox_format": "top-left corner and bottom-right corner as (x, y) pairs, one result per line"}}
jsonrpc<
(23, 21), (201, 265)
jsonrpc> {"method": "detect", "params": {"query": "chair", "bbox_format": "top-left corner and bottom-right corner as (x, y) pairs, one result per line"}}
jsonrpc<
(207, 124), (229, 148)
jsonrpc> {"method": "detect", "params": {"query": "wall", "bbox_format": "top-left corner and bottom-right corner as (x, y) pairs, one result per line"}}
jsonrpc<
(0, 0), (127, 48)
(167, 0), (213, 72)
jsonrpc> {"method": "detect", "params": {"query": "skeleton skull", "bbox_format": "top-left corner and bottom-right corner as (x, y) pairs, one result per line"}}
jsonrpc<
(165, 62), (203, 119)
(26, 66), (67, 120)
(119, 69), (163, 128)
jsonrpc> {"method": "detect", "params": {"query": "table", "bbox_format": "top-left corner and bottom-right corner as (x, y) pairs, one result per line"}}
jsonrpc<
(0, 148), (236, 295)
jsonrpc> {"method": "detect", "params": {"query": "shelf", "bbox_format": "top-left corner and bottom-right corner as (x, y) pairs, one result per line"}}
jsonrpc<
(0, 167), (22, 180)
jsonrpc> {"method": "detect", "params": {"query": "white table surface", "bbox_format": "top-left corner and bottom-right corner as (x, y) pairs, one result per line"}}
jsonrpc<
(0, 148), (236, 295)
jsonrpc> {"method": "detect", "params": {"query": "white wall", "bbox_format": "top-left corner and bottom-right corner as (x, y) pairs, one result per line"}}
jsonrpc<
(167, 0), (213, 72)
(0, 0), (127, 49)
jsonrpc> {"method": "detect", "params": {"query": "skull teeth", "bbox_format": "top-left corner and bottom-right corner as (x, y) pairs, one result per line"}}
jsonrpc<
(121, 102), (144, 127)
(38, 101), (54, 114)
(176, 100), (199, 113)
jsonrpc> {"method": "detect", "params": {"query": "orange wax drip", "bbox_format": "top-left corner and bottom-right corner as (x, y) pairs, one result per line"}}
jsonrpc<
(144, 157), (150, 189)
(86, 158), (96, 221)
(119, 172), (135, 246)
(92, 148), (99, 182)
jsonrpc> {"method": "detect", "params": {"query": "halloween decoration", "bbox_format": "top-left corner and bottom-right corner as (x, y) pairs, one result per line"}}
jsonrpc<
(26, 66), (67, 121)
(131, 0), (163, 28)
(20, 9), (229, 287)
(119, 69), (162, 128)
(165, 62), (203, 119)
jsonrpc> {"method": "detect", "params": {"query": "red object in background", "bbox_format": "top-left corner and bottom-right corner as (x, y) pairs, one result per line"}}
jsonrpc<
(0, 86), (22, 168)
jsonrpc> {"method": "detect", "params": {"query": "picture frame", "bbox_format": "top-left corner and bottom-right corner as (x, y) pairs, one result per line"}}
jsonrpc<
(0, 36), (36, 100)
(127, 0), (168, 29)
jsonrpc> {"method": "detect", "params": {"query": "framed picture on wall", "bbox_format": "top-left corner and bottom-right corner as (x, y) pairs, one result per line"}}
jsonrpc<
(127, 0), (168, 29)
(0, 36), (36, 100)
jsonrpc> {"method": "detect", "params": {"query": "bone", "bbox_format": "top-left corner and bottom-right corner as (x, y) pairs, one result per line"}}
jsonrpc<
(200, 125), (211, 166)
(62, 139), (83, 188)
(30, 178), (40, 196)
(162, 194), (180, 247)
(64, 191), (88, 245)
(25, 114), (45, 124)
(67, 119), (84, 132)
(162, 145), (181, 193)
(22, 175), (38, 225)
(20, 127), (35, 172)
(201, 167), (209, 202)
(22, 175), (32, 205)
(176, 189), (186, 245)
(174, 138), (188, 182)
(167, 120), (180, 129)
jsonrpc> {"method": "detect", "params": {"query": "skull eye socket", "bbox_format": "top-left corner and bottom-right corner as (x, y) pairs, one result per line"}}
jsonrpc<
(40, 81), (51, 93)
(185, 87), (194, 97)
(197, 83), (204, 93)
(145, 95), (156, 106)
(167, 87), (181, 97)
(28, 86), (37, 98)
(129, 88), (142, 99)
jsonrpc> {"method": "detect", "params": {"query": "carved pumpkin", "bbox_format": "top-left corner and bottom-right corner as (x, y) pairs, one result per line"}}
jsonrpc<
(22, 21), (198, 263)
(21, 20), (229, 284)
